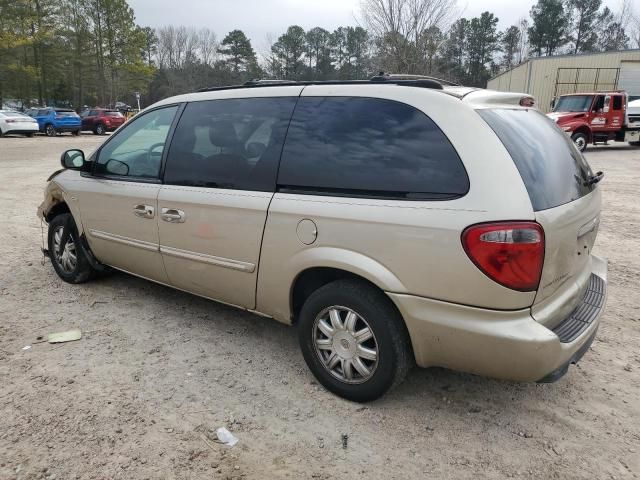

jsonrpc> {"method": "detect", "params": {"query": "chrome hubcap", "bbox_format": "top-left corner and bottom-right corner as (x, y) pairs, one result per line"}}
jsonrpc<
(53, 226), (77, 273)
(574, 136), (586, 150)
(312, 306), (379, 384)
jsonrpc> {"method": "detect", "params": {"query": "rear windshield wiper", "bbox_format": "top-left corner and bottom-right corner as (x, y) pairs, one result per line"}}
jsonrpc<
(584, 171), (604, 186)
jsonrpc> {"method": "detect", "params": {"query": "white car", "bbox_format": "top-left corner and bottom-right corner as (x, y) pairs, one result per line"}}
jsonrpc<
(0, 110), (39, 137)
(628, 99), (640, 124)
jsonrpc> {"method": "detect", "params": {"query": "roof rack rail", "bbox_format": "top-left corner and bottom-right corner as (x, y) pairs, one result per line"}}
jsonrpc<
(370, 72), (459, 87)
(197, 74), (450, 93)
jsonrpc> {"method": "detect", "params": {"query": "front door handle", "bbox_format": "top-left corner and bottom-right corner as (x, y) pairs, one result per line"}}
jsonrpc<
(133, 204), (155, 219)
(161, 208), (186, 223)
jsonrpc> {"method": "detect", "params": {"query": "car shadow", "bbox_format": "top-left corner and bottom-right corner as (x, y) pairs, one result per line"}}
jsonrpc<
(83, 269), (577, 413)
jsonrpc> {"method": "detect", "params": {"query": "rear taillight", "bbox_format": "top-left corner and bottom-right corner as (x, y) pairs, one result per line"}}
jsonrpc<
(462, 222), (545, 291)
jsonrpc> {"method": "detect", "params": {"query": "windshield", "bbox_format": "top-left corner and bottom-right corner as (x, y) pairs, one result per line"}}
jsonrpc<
(554, 95), (593, 113)
(478, 108), (596, 211)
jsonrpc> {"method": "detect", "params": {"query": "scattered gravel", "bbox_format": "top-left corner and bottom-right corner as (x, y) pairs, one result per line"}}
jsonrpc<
(1, 135), (639, 479)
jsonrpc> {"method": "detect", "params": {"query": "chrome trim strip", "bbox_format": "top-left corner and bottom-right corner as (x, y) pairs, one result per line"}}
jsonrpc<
(89, 229), (159, 252)
(160, 245), (255, 273)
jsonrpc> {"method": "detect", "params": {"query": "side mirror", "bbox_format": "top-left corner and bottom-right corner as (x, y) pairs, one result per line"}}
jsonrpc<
(61, 149), (85, 169)
(105, 159), (129, 176)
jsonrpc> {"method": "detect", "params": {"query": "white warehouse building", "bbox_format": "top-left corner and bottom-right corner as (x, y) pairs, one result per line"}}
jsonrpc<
(487, 50), (640, 113)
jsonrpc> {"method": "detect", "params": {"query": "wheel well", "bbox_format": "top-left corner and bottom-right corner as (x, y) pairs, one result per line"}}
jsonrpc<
(291, 267), (386, 323)
(573, 126), (591, 142)
(45, 202), (71, 222)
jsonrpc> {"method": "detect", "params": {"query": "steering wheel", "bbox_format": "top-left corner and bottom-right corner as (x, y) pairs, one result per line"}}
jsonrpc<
(147, 142), (165, 163)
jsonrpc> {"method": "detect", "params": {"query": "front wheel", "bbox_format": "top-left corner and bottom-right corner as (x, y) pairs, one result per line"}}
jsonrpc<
(48, 213), (96, 283)
(45, 124), (56, 137)
(571, 132), (588, 152)
(298, 279), (412, 402)
(95, 124), (106, 135)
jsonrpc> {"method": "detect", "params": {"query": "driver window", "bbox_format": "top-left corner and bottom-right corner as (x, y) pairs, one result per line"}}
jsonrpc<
(95, 106), (178, 178)
(592, 96), (605, 112)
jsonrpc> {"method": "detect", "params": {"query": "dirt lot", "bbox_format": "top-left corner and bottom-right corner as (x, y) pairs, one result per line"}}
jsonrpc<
(0, 133), (639, 480)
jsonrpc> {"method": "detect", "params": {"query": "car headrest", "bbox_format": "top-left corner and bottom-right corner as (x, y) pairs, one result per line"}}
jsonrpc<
(172, 126), (197, 152)
(209, 121), (240, 148)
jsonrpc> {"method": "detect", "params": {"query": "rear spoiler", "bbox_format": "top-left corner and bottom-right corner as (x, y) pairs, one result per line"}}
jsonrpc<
(461, 89), (536, 108)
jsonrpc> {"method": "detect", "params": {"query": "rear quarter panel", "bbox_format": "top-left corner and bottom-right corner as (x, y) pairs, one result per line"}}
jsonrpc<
(256, 85), (537, 324)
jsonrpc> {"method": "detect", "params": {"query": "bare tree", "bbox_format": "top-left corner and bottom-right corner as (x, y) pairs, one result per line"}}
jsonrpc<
(359, 0), (458, 73)
(625, 0), (640, 47)
(198, 28), (218, 66)
(516, 18), (529, 64)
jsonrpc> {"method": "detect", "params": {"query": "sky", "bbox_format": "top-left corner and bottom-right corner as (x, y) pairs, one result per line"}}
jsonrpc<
(128, 0), (623, 52)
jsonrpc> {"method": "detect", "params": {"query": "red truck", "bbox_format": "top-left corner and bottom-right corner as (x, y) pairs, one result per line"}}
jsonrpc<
(80, 108), (126, 135)
(548, 91), (640, 152)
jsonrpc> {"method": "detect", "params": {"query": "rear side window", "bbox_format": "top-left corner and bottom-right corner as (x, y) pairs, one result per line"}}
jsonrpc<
(164, 97), (297, 191)
(478, 109), (595, 211)
(278, 97), (468, 199)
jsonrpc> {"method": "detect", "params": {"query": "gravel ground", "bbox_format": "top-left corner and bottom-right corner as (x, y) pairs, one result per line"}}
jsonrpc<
(0, 133), (639, 480)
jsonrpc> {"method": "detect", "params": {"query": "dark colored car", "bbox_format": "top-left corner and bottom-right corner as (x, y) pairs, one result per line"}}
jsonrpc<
(81, 109), (126, 135)
(29, 108), (81, 136)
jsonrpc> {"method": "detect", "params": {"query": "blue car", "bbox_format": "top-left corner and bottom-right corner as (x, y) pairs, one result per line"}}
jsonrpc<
(29, 108), (81, 136)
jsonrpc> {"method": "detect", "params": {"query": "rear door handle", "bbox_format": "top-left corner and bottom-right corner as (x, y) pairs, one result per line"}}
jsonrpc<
(133, 204), (155, 219)
(161, 208), (186, 223)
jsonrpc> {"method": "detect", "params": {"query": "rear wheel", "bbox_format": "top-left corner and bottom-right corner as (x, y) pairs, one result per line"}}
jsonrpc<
(45, 124), (56, 137)
(298, 279), (412, 402)
(47, 213), (96, 284)
(571, 132), (588, 152)
(95, 123), (106, 135)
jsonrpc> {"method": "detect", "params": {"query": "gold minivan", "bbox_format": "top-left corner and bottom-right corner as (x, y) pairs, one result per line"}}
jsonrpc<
(39, 77), (607, 402)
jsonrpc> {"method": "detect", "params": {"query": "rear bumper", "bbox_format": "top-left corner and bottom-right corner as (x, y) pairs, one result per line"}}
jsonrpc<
(388, 255), (608, 382)
(3, 126), (39, 134)
(45, 124), (80, 132)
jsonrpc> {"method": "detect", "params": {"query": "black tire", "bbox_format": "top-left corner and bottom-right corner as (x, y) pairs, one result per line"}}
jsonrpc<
(630, 141), (640, 147)
(95, 123), (106, 135)
(571, 132), (588, 152)
(45, 124), (56, 137)
(26, 133), (35, 138)
(72, 129), (80, 136)
(47, 213), (96, 284)
(298, 279), (412, 402)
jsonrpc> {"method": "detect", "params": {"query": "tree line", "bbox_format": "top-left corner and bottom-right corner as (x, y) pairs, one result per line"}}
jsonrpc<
(1, 0), (639, 110)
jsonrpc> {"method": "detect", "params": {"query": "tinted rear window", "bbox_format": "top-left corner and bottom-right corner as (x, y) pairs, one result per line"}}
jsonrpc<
(478, 109), (595, 211)
(55, 110), (77, 117)
(278, 97), (469, 200)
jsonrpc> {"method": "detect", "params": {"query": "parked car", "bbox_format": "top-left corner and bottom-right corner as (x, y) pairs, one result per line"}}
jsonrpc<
(29, 108), (81, 136)
(548, 90), (640, 151)
(0, 110), (39, 137)
(80, 108), (126, 135)
(38, 76), (608, 402)
(628, 98), (640, 123)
